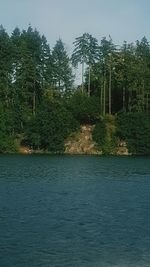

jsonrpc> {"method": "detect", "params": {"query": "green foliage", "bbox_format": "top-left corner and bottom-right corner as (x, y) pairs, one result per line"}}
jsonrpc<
(71, 33), (99, 66)
(52, 39), (74, 93)
(0, 103), (18, 152)
(23, 100), (79, 152)
(0, 25), (13, 104)
(93, 112), (150, 155)
(67, 91), (100, 124)
(1, 25), (150, 154)
(93, 115), (118, 154)
(116, 113), (150, 154)
(71, 33), (99, 95)
(0, 135), (17, 153)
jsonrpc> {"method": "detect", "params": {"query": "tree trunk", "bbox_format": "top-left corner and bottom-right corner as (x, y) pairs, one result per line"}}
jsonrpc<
(33, 90), (36, 116)
(146, 92), (149, 115)
(109, 64), (112, 114)
(100, 80), (103, 115)
(59, 79), (61, 90)
(103, 75), (106, 116)
(123, 86), (125, 112)
(88, 64), (91, 97)
(142, 79), (145, 112)
(81, 62), (84, 93)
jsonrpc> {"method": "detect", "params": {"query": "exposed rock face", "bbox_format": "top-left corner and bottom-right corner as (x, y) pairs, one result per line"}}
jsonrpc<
(18, 126), (130, 155)
(116, 141), (130, 155)
(65, 125), (102, 155)
(65, 125), (131, 156)
(19, 146), (32, 154)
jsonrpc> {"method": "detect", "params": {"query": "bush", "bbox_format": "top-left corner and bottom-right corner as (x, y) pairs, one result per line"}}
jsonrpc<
(67, 91), (101, 124)
(23, 99), (79, 152)
(93, 115), (117, 154)
(0, 103), (18, 153)
(116, 112), (150, 155)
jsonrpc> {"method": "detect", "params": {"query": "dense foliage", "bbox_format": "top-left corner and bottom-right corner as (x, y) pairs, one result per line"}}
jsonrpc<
(0, 25), (150, 154)
(93, 115), (117, 155)
(116, 113), (150, 154)
(23, 99), (79, 152)
(67, 91), (100, 124)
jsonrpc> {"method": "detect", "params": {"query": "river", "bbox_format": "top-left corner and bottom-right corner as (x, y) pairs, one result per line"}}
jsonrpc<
(0, 155), (150, 267)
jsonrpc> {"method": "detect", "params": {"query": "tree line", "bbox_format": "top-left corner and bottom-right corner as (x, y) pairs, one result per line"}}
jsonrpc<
(0, 25), (150, 153)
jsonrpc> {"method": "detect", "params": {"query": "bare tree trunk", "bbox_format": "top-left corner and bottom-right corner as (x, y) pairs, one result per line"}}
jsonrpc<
(100, 80), (103, 115)
(81, 62), (84, 93)
(142, 79), (145, 112)
(88, 64), (91, 97)
(59, 79), (61, 90)
(123, 87), (125, 112)
(103, 75), (106, 116)
(146, 92), (149, 115)
(33, 91), (36, 116)
(109, 64), (112, 114)
(128, 90), (132, 112)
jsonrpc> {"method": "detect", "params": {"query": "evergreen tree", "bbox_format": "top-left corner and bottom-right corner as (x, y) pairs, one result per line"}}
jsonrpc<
(52, 39), (74, 94)
(12, 26), (49, 117)
(135, 37), (150, 113)
(72, 33), (99, 96)
(40, 35), (53, 89)
(0, 25), (13, 106)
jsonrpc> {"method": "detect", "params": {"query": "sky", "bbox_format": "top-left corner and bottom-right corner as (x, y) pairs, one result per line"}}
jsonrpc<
(0, 0), (150, 51)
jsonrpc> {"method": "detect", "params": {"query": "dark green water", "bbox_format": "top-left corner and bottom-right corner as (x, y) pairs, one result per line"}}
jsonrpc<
(0, 155), (150, 267)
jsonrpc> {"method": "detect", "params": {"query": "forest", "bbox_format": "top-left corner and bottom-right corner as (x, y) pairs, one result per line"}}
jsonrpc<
(0, 25), (150, 154)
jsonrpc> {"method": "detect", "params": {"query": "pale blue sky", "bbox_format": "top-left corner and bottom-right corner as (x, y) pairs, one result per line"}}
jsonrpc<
(0, 0), (150, 51)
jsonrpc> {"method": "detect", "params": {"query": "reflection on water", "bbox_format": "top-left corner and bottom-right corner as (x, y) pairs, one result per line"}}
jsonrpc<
(0, 155), (150, 267)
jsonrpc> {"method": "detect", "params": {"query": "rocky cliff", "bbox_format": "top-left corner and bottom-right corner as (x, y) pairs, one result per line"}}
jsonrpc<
(65, 125), (102, 155)
(65, 124), (130, 155)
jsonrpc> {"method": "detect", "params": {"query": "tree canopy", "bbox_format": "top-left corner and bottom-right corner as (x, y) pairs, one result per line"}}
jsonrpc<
(0, 25), (150, 154)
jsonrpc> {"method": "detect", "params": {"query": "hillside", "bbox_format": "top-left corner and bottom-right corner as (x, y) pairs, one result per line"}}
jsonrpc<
(65, 125), (101, 155)
(64, 124), (129, 155)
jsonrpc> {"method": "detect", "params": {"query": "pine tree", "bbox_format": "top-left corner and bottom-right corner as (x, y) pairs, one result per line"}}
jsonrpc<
(0, 25), (13, 106)
(72, 33), (99, 96)
(12, 26), (43, 115)
(52, 39), (74, 94)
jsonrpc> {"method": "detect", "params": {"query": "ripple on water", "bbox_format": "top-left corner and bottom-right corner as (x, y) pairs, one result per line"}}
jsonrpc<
(0, 155), (150, 266)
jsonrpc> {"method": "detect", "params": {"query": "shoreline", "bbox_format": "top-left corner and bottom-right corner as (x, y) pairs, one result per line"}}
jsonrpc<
(1, 146), (150, 157)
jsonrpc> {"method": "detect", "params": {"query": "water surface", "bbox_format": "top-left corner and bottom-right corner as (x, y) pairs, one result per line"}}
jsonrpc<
(0, 155), (150, 267)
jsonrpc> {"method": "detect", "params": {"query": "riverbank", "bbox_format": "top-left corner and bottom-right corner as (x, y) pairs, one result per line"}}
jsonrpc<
(17, 125), (130, 156)
(1, 113), (150, 156)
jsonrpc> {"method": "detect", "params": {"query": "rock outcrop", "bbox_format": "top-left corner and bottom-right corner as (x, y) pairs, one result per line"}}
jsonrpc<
(64, 125), (102, 155)
(116, 141), (130, 155)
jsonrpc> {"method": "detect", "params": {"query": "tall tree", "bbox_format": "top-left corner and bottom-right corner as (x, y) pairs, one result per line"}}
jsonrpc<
(12, 26), (44, 116)
(72, 33), (99, 96)
(40, 35), (52, 89)
(52, 39), (74, 94)
(0, 25), (13, 106)
(135, 37), (150, 113)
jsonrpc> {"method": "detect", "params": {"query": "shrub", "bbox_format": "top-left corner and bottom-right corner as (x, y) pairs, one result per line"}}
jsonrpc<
(93, 115), (118, 154)
(67, 91), (101, 124)
(116, 112), (150, 155)
(23, 99), (79, 152)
